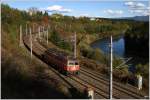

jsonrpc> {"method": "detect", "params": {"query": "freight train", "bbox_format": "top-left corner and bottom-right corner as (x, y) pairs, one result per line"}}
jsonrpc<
(42, 48), (80, 75)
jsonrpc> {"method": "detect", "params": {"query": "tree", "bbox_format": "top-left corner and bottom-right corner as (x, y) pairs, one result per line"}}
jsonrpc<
(43, 16), (49, 26)
(28, 7), (38, 16)
(50, 30), (60, 45)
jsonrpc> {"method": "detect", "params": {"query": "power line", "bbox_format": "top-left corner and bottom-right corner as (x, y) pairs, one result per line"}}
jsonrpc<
(115, 57), (132, 69)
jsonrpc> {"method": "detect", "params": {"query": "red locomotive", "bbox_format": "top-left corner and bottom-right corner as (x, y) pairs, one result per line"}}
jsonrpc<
(42, 48), (80, 75)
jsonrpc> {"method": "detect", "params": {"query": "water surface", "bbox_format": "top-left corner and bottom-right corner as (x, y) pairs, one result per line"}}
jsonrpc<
(91, 36), (147, 73)
(91, 36), (125, 57)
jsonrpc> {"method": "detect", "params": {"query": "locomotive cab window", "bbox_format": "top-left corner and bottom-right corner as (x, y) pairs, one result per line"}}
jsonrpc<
(68, 60), (76, 66)
(75, 62), (78, 65)
(69, 62), (74, 65)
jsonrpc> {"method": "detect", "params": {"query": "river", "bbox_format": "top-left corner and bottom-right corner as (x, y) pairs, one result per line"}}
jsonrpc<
(91, 35), (125, 57)
(91, 35), (148, 73)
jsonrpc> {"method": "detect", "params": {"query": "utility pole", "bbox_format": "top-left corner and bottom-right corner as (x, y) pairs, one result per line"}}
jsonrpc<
(30, 28), (32, 59)
(43, 29), (46, 38)
(64, 23), (66, 29)
(19, 25), (23, 47)
(43, 26), (45, 38)
(55, 25), (57, 30)
(70, 24), (71, 32)
(74, 32), (77, 59)
(110, 35), (113, 99)
(70, 32), (77, 59)
(44, 27), (46, 38)
(32, 23), (34, 33)
(47, 28), (48, 45)
(38, 26), (41, 40)
(26, 24), (28, 35)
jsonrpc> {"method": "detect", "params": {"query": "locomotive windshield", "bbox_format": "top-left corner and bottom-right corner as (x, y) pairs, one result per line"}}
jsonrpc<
(69, 62), (74, 65)
(68, 60), (79, 66)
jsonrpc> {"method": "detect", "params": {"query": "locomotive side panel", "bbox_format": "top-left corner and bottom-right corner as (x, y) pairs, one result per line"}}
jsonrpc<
(43, 51), (67, 72)
(43, 49), (80, 75)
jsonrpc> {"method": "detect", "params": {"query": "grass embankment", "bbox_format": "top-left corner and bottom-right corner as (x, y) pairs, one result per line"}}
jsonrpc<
(1, 4), (85, 98)
(1, 24), (75, 98)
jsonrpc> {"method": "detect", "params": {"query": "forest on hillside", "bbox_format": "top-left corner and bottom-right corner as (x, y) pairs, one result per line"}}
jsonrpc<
(1, 4), (149, 98)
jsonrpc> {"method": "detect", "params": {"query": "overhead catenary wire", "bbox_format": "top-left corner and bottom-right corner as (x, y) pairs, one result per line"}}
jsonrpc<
(115, 57), (132, 69)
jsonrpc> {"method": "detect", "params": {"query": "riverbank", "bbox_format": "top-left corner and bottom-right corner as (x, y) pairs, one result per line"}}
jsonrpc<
(78, 33), (131, 81)
(89, 34), (149, 94)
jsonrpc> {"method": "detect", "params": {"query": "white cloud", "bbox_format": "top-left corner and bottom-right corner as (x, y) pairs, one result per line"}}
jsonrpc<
(125, 1), (145, 9)
(147, 7), (150, 10)
(46, 5), (72, 13)
(136, 3), (145, 8)
(125, 1), (149, 15)
(129, 9), (143, 13)
(129, 8), (150, 16)
(125, 1), (134, 7)
(104, 9), (123, 15)
(143, 7), (150, 15)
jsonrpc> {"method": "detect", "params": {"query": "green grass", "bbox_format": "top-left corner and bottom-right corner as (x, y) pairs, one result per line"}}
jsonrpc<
(1, 23), (72, 98)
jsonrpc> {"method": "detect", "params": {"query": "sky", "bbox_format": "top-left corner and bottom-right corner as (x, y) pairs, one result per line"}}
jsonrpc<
(2, 0), (150, 18)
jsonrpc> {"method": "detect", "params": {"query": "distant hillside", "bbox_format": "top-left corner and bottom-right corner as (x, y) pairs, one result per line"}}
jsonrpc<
(132, 16), (149, 22)
(119, 16), (149, 22)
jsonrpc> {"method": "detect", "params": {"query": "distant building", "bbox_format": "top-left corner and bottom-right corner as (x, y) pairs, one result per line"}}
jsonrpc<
(90, 17), (95, 21)
(90, 17), (103, 22)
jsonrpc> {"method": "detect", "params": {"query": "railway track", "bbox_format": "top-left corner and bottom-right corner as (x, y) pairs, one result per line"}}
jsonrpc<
(78, 73), (130, 98)
(80, 68), (144, 99)
(70, 75), (108, 99)
(34, 37), (112, 98)
(36, 35), (147, 99)
(24, 35), (73, 88)
(23, 34), (147, 99)
(23, 35), (112, 99)
(23, 35), (107, 98)
(39, 37), (147, 99)
(36, 36), (147, 98)
(80, 67), (147, 98)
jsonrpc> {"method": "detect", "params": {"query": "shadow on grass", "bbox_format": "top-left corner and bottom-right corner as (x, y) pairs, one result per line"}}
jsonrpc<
(2, 52), (87, 99)
(1, 55), (68, 99)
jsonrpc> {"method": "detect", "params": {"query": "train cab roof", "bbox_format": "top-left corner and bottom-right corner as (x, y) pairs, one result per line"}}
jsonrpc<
(46, 48), (75, 60)
(47, 48), (68, 56)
